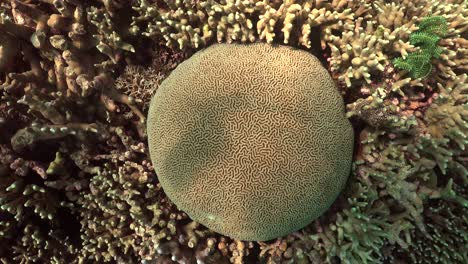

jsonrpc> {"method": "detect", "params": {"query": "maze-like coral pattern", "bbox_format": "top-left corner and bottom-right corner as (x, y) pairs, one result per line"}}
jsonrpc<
(147, 43), (354, 241)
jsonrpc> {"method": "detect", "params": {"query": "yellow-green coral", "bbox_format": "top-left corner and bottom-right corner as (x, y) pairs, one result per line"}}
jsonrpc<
(426, 74), (467, 148)
(147, 43), (354, 241)
(425, 74), (468, 180)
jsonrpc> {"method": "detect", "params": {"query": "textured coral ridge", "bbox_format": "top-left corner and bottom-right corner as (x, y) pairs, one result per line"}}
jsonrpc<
(147, 43), (354, 241)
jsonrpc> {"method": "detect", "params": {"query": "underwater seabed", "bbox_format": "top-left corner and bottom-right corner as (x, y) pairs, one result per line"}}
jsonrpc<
(0, 0), (467, 264)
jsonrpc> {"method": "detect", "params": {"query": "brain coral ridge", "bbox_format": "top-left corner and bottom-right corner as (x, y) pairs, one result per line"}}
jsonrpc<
(147, 43), (354, 241)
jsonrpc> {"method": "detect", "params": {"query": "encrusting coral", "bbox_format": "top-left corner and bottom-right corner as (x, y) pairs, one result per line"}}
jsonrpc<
(147, 42), (354, 241)
(0, 0), (467, 263)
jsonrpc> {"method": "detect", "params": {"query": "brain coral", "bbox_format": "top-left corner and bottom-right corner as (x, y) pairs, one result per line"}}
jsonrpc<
(147, 43), (354, 241)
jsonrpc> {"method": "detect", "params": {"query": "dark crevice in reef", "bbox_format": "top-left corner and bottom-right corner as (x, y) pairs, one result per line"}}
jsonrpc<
(0, 105), (31, 143)
(18, 141), (60, 163)
(308, 26), (327, 65)
(123, 37), (155, 69)
(246, 242), (262, 263)
(53, 206), (83, 245)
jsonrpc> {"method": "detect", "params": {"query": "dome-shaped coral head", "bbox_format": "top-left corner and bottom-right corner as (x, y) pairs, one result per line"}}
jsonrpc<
(147, 43), (354, 241)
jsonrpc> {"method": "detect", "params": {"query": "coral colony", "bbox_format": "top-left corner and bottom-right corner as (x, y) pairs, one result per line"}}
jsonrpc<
(147, 43), (354, 241)
(0, 1), (467, 264)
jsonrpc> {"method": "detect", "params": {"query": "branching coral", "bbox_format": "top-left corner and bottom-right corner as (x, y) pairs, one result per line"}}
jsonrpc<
(326, 18), (405, 87)
(76, 138), (182, 262)
(291, 122), (466, 263)
(423, 74), (467, 183)
(407, 197), (468, 263)
(131, 0), (358, 49)
(326, 0), (467, 87)
(0, 144), (80, 263)
(335, 39), (466, 264)
(426, 74), (467, 150)
(0, 0), (154, 262)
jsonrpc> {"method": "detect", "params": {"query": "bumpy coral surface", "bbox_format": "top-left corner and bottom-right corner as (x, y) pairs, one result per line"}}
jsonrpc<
(147, 43), (354, 241)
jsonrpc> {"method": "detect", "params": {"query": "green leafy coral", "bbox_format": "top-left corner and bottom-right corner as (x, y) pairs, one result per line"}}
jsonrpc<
(393, 16), (448, 79)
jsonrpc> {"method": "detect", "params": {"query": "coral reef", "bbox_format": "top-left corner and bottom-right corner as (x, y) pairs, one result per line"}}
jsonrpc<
(325, 0), (467, 87)
(132, 0), (360, 49)
(406, 197), (468, 263)
(147, 43), (354, 241)
(0, 0), (467, 263)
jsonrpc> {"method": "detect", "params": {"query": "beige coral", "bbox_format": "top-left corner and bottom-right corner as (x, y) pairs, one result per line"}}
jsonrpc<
(325, 0), (467, 87)
(326, 18), (393, 87)
(147, 43), (354, 241)
(132, 0), (356, 49)
(426, 74), (467, 150)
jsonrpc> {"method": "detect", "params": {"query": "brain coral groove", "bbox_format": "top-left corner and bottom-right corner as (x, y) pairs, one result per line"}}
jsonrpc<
(147, 43), (354, 241)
